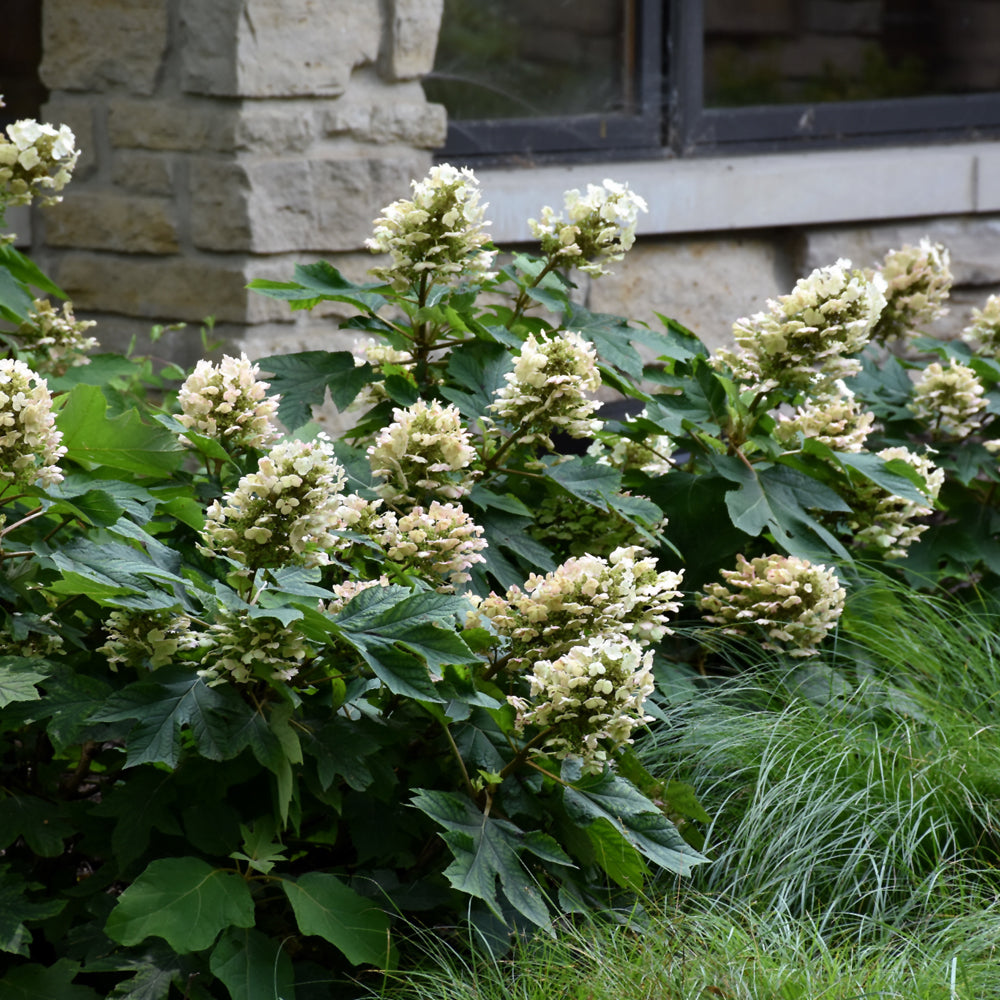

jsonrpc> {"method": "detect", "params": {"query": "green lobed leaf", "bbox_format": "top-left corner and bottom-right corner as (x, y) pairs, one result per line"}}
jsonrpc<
(281, 872), (394, 967)
(257, 350), (376, 429)
(250, 261), (388, 313)
(0, 868), (67, 957)
(411, 788), (564, 928)
(94, 669), (255, 768)
(91, 768), (182, 869)
(565, 302), (645, 378)
(0, 959), (101, 1000)
(210, 926), (297, 1000)
(560, 760), (707, 876)
(105, 857), (255, 953)
(0, 793), (74, 856)
(0, 657), (49, 708)
(56, 384), (185, 477)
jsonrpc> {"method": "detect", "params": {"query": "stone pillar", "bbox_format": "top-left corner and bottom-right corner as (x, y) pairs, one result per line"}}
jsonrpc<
(34, 0), (446, 366)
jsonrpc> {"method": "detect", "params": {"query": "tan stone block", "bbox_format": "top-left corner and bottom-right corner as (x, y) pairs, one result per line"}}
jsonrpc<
(39, 97), (98, 180)
(587, 238), (788, 354)
(180, 0), (381, 97)
(40, 0), (168, 95)
(189, 159), (253, 252)
(111, 152), (176, 196)
(42, 192), (179, 253)
(234, 104), (315, 154)
(109, 99), (237, 152)
(385, 0), (445, 81)
(50, 252), (252, 324)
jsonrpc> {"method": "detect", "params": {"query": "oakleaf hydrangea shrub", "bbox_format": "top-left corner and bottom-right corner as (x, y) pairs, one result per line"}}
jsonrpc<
(6, 131), (1000, 999)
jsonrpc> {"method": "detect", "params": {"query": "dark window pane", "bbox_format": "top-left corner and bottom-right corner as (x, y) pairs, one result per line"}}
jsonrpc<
(425, 0), (635, 120)
(703, 0), (1000, 108)
(0, 0), (46, 125)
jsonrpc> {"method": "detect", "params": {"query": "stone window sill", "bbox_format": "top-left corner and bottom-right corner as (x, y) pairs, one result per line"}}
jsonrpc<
(477, 141), (1000, 243)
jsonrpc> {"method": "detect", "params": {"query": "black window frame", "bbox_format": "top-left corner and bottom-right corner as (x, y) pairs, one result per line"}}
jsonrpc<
(433, 0), (664, 163)
(434, 1), (1000, 164)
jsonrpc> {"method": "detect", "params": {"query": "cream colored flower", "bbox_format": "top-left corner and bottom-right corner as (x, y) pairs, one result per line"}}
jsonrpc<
(774, 382), (875, 453)
(529, 179), (647, 277)
(870, 238), (951, 344)
(98, 609), (199, 670)
(200, 435), (348, 571)
(177, 353), (280, 451)
(698, 553), (846, 657)
(490, 330), (602, 448)
(367, 399), (478, 504)
(16, 298), (98, 375)
(0, 118), (78, 208)
(199, 610), (309, 686)
(509, 634), (655, 774)
(0, 359), (66, 492)
(910, 359), (986, 437)
(714, 260), (887, 394)
(366, 163), (496, 290)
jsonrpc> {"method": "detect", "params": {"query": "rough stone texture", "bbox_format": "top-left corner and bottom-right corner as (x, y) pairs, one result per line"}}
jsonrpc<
(191, 152), (431, 253)
(39, 96), (97, 180)
(384, 0), (445, 81)
(111, 152), (176, 196)
(587, 237), (790, 354)
(42, 193), (180, 253)
(40, 0), (168, 96)
(234, 104), (315, 154)
(108, 99), (238, 153)
(320, 76), (446, 147)
(180, 0), (381, 97)
(50, 253), (254, 324)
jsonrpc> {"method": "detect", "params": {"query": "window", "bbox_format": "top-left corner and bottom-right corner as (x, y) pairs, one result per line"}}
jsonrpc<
(0, 0), (46, 128)
(427, 0), (1000, 162)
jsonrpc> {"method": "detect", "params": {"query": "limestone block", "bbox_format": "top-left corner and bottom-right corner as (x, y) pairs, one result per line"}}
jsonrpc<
(192, 152), (431, 253)
(321, 91), (447, 147)
(384, 0), (445, 81)
(39, 97), (97, 180)
(802, 218), (1000, 288)
(180, 0), (381, 97)
(109, 99), (237, 152)
(51, 252), (252, 323)
(587, 237), (788, 354)
(234, 104), (315, 154)
(42, 192), (179, 253)
(40, 0), (167, 95)
(111, 152), (175, 196)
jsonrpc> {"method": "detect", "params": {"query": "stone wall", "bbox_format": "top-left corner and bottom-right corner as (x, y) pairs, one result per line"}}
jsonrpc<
(34, 0), (446, 369)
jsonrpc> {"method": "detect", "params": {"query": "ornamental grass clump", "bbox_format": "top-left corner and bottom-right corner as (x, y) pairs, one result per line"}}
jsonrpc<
(0, 358), (66, 492)
(368, 399), (478, 503)
(909, 359), (987, 437)
(490, 330), (602, 448)
(714, 259), (887, 394)
(529, 178), (647, 277)
(177, 352), (280, 451)
(698, 553), (846, 657)
(869, 238), (952, 344)
(200, 434), (348, 572)
(509, 635), (655, 775)
(366, 163), (496, 291)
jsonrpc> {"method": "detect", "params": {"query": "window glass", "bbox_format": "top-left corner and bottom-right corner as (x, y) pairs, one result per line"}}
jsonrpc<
(704, 0), (1000, 108)
(424, 0), (635, 120)
(0, 0), (45, 126)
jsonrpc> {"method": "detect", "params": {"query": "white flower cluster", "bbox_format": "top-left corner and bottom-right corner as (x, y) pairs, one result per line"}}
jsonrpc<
(588, 431), (675, 476)
(351, 337), (414, 410)
(909, 359), (986, 438)
(16, 298), (98, 375)
(97, 609), (200, 670)
(366, 163), (496, 291)
(529, 179), (647, 277)
(774, 383), (875, 453)
(177, 353), (280, 451)
(509, 635), (655, 774)
(0, 118), (78, 209)
(200, 435), (348, 571)
(848, 446), (944, 558)
(714, 260), (887, 394)
(698, 553), (846, 657)
(490, 330), (602, 448)
(963, 294), (1000, 356)
(367, 399), (478, 504)
(475, 545), (684, 669)
(0, 359), (66, 492)
(870, 238), (952, 344)
(381, 500), (487, 590)
(199, 610), (309, 686)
